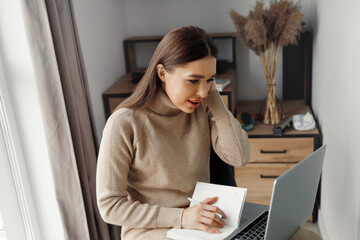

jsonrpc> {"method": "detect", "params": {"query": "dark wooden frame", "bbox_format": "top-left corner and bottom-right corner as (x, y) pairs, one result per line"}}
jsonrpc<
(283, 30), (313, 106)
(123, 33), (237, 74)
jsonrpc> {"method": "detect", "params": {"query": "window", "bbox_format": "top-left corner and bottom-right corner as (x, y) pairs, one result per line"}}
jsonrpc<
(0, 53), (34, 240)
(0, 212), (7, 240)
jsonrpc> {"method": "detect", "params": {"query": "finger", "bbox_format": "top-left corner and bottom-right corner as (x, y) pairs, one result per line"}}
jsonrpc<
(200, 214), (223, 229)
(201, 210), (226, 227)
(201, 196), (218, 205)
(203, 204), (227, 219)
(199, 223), (220, 234)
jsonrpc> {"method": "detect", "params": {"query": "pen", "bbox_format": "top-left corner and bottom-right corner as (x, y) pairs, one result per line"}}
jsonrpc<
(187, 197), (226, 219)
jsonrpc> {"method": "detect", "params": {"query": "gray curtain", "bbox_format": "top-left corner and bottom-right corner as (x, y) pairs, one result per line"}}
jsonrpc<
(44, 1), (121, 239)
(22, 0), (121, 239)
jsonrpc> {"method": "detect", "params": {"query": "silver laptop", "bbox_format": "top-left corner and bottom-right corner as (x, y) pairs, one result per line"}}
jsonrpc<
(228, 144), (327, 240)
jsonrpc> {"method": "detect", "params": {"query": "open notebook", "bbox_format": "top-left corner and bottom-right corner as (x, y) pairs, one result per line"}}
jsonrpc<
(166, 182), (247, 240)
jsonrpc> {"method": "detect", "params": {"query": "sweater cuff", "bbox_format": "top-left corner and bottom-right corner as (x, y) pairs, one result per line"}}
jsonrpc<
(204, 90), (228, 116)
(156, 207), (184, 228)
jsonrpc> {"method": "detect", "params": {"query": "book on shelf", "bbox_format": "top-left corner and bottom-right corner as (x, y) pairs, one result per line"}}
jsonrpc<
(166, 182), (247, 240)
(216, 78), (230, 91)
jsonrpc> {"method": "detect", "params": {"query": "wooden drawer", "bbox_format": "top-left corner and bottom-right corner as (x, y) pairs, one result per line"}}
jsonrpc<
(235, 163), (296, 205)
(249, 138), (314, 163)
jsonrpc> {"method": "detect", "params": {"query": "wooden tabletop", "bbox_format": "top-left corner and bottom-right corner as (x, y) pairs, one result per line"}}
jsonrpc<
(238, 100), (320, 136)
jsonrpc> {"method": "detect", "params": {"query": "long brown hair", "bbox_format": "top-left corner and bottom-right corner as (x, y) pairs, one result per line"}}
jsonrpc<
(116, 26), (218, 110)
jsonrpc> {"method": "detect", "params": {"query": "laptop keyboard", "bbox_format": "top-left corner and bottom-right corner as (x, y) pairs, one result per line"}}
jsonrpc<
(232, 211), (268, 240)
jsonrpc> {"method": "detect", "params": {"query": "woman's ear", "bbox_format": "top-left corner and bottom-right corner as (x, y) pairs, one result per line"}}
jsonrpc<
(156, 64), (167, 83)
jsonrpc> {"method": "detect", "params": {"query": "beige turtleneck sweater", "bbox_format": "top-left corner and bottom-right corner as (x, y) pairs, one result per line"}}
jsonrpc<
(96, 89), (251, 240)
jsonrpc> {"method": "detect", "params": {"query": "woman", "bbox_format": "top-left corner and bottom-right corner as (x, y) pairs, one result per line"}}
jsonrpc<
(96, 26), (251, 240)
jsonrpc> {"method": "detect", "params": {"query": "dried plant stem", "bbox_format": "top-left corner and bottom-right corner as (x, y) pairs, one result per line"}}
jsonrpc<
(259, 43), (281, 124)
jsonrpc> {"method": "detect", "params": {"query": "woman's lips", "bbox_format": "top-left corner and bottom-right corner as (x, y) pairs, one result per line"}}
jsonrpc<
(187, 99), (201, 108)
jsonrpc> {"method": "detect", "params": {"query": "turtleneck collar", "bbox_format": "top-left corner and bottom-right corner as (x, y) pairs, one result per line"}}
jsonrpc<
(147, 88), (183, 116)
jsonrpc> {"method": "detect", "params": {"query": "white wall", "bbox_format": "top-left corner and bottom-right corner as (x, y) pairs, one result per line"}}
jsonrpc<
(72, 0), (128, 140)
(303, 0), (360, 239)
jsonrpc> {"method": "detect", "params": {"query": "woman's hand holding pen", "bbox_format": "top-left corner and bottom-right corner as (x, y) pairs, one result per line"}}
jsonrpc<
(181, 196), (227, 234)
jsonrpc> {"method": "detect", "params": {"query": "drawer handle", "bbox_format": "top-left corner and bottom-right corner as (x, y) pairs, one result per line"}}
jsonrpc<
(260, 149), (287, 154)
(260, 174), (280, 179)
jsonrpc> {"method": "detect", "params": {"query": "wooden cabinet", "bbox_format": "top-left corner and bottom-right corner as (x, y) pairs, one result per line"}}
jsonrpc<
(102, 33), (238, 118)
(235, 100), (322, 221)
(248, 138), (314, 163)
(236, 138), (313, 205)
(236, 162), (297, 205)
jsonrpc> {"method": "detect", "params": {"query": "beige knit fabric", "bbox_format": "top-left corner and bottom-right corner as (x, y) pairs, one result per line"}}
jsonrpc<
(96, 89), (251, 240)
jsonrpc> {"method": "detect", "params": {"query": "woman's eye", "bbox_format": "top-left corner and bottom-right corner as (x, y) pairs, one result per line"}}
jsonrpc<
(189, 80), (199, 84)
(207, 78), (215, 83)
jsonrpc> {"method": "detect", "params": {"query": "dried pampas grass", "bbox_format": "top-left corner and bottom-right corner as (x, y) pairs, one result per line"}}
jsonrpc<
(230, 0), (303, 125)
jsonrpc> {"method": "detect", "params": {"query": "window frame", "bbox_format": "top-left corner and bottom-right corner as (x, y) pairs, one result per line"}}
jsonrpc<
(0, 53), (38, 240)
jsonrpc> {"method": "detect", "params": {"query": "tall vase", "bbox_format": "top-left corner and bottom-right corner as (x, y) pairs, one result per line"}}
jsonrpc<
(259, 43), (282, 125)
(263, 83), (281, 125)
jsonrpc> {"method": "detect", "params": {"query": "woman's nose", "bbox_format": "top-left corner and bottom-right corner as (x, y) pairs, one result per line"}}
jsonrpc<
(197, 82), (208, 98)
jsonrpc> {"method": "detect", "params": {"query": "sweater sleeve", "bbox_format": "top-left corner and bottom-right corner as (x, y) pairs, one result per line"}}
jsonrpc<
(204, 91), (251, 167)
(96, 110), (183, 229)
